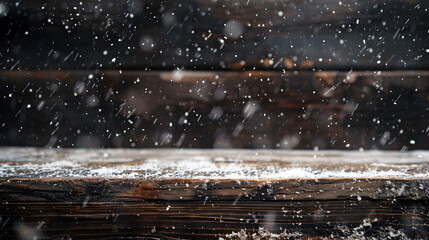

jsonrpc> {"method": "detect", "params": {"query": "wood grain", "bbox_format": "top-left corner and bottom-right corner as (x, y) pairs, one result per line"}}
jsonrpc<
(0, 0), (427, 70)
(0, 148), (428, 239)
(0, 200), (427, 239)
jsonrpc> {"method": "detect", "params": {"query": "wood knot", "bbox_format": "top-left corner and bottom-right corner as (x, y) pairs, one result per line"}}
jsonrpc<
(134, 181), (161, 200)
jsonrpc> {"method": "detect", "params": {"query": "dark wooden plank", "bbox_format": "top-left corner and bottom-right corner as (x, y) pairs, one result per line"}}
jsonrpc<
(1, 148), (428, 202)
(0, 200), (427, 239)
(0, 148), (428, 239)
(0, 70), (428, 149)
(1, 177), (429, 202)
(0, 0), (428, 70)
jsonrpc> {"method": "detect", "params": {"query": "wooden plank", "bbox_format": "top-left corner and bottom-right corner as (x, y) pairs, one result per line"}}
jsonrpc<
(0, 200), (427, 239)
(1, 148), (429, 180)
(0, 0), (428, 70)
(0, 148), (428, 239)
(1, 148), (429, 202)
(0, 70), (428, 149)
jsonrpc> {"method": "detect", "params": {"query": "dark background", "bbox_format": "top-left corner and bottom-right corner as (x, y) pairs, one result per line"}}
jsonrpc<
(0, 0), (428, 149)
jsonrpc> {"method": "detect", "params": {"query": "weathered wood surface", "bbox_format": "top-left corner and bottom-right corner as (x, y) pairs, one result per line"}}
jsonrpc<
(1, 148), (429, 179)
(0, 0), (428, 70)
(1, 200), (427, 239)
(1, 148), (428, 239)
(1, 70), (428, 149)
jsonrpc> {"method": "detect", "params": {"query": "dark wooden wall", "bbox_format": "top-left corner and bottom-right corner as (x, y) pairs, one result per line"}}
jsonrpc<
(1, 71), (428, 149)
(1, 0), (428, 70)
(0, 0), (428, 149)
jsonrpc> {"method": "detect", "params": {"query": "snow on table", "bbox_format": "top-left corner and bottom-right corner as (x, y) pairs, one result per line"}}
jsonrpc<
(0, 148), (428, 179)
(0, 148), (428, 239)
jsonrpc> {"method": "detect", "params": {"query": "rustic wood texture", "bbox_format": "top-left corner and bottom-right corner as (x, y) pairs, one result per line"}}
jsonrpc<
(0, 0), (428, 70)
(1, 0), (428, 238)
(1, 70), (428, 149)
(1, 148), (429, 180)
(1, 200), (428, 239)
(0, 148), (428, 239)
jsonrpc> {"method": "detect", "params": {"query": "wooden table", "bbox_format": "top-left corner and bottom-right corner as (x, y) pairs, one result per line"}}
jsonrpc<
(1, 148), (428, 239)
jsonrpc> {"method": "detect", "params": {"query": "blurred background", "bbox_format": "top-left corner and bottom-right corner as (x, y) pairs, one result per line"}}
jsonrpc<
(0, 0), (428, 149)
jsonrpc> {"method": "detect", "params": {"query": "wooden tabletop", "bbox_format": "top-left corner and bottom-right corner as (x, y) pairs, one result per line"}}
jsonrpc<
(0, 148), (428, 239)
(1, 147), (429, 179)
